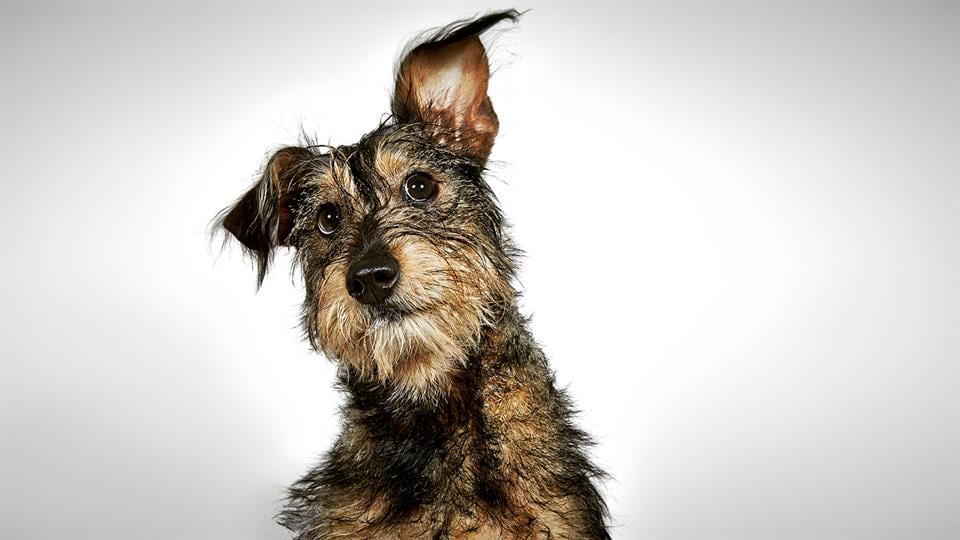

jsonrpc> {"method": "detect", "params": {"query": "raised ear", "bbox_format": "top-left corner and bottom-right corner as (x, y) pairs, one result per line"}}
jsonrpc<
(220, 146), (313, 286)
(392, 10), (519, 163)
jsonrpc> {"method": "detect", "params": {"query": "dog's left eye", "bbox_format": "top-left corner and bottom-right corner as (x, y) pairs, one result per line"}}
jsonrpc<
(317, 203), (341, 235)
(404, 173), (437, 202)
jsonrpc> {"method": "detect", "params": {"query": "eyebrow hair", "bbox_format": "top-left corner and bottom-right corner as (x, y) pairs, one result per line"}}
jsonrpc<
(346, 143), (382, 207)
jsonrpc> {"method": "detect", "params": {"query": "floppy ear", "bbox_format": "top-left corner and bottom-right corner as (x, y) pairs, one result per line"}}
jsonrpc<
(220, 146), (313, 286)
(392, 10), (519, 163)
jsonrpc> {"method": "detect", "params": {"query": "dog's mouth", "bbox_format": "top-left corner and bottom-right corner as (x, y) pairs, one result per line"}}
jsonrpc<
(367, 304), (409, 323)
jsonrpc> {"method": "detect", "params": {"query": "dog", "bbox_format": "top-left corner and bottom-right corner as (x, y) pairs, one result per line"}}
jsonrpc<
(218, 10), (610, 539)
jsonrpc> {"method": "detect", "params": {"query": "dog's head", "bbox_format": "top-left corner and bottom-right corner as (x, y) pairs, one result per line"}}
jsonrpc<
(218, 11), (520, 399)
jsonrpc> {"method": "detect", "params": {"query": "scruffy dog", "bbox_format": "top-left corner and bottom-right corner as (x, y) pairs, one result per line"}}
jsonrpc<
(218, 10), (609, 539)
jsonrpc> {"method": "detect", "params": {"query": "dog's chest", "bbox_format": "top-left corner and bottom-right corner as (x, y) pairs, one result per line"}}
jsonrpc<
(420, 373), (576, 536)
(374, 407), (575, 539)
(311, 351), (588, 538)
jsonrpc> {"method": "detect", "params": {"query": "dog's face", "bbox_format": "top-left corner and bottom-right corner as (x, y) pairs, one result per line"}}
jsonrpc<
(220, 12), (518, 399)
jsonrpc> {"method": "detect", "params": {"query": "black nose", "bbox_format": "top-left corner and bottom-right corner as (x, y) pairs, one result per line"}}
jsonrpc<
(345, 253), (400, 305)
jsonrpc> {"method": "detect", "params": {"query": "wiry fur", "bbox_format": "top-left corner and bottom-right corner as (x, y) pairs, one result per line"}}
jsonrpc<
(216, 10), (610, 539)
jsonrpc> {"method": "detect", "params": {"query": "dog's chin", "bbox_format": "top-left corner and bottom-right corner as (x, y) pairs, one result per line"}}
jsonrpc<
(324, 303), (482, 399)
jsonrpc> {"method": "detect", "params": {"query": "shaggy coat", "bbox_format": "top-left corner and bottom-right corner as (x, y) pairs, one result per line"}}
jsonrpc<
(219, 10), (610, 539)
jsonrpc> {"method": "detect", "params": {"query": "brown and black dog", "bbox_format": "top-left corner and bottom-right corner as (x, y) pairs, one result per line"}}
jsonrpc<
(218, 10), (610, 539)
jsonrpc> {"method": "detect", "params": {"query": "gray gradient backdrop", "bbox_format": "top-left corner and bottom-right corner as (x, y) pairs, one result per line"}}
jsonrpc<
(1, 1), (958, 539)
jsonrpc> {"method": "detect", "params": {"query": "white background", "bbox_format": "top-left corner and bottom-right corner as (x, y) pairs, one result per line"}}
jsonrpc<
(1, 2), (958, 539)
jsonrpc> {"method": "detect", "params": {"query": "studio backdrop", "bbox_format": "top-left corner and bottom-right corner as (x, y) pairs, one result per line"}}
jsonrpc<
(1, 2), (957, 539)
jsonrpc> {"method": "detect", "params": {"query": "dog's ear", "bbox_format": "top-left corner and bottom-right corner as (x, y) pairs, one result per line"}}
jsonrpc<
(392, 10), (519, 163)
(220, 146), (313, 286)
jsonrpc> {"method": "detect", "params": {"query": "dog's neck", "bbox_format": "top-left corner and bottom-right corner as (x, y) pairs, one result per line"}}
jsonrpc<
(339, 304), (532, 424)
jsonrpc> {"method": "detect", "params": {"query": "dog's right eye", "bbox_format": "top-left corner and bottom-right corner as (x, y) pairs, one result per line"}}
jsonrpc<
(317, 203), (341, 235)
(404, 172), (437, 202)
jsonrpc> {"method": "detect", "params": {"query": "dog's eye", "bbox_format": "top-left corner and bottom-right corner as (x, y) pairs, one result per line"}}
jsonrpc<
(317, 203), (341, 235)
(404, 172), (437, 202)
